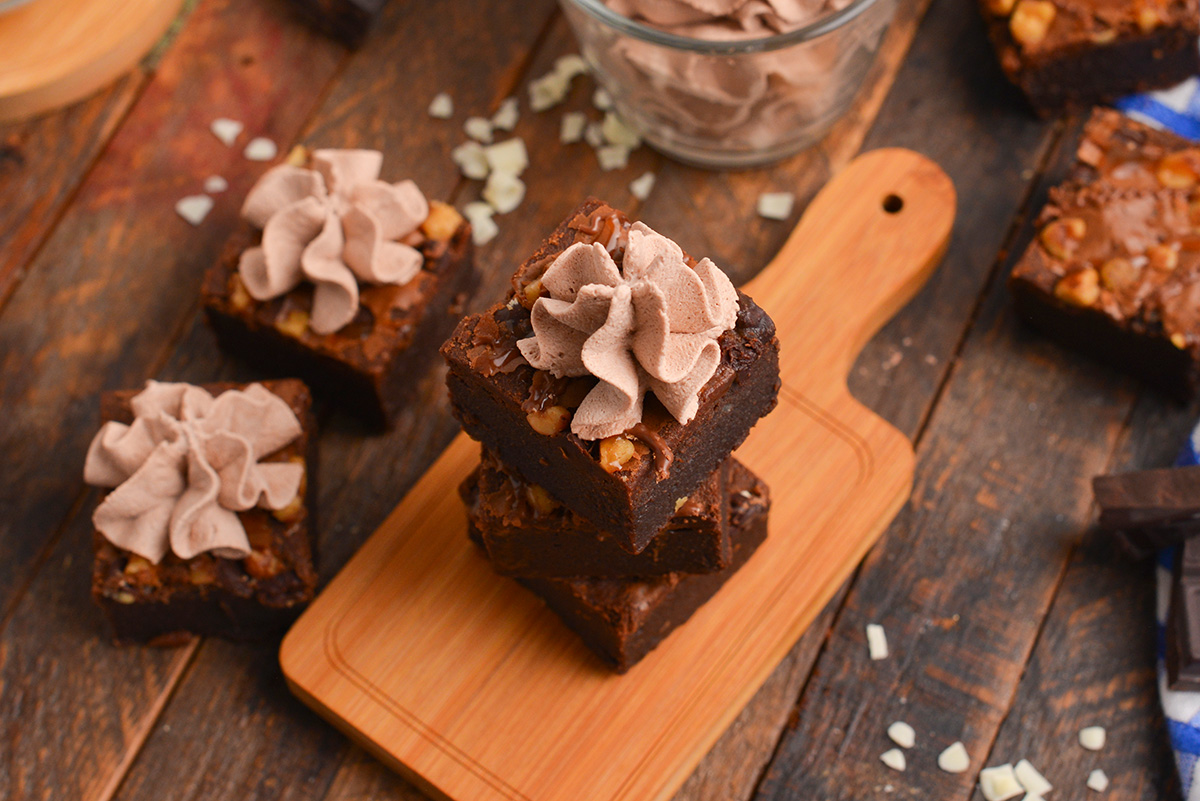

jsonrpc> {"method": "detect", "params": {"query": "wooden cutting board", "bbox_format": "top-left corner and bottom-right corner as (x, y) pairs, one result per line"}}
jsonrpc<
(0, 0), (182, 123)
(281, 148), (957, 801)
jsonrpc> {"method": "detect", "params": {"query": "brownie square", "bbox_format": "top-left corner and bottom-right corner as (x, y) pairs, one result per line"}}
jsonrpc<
(1009, 108), (1200, 397)
(981, 0), (1200, 115)
(468, 460), (770, 673)
(461, 447), (732, 578)
(91, 380), (318, 645)
(442, 199), (780, 554)
(203, 206), (478, 427)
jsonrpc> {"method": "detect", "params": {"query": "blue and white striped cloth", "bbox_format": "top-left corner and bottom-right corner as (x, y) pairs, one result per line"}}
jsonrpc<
(1105, 78), (1200, 798)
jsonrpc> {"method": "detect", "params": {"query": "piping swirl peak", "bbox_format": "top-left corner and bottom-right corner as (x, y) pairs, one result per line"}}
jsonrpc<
(517, 221), (739, 440)
(84, 382), (305, 564)
(238, 149), (430, 334)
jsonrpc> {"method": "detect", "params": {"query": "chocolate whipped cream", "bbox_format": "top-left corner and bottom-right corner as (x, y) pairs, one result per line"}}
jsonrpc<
(577, 0), (887, 158)
(84, 382), (304, 564)
(518, 222), (739, 440)
(238, 149), (430, 335)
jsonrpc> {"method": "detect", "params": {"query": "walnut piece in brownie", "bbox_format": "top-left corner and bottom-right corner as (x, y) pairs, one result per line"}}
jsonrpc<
(1010, 108), (1200, 397)
(980, 0), (1200, 115)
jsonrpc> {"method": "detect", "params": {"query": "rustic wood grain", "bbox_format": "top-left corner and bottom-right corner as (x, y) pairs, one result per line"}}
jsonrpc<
(0, 73), (144, 311)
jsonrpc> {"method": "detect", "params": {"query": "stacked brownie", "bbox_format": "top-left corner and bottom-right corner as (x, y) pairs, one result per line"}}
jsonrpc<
(442, 199), (781, 672)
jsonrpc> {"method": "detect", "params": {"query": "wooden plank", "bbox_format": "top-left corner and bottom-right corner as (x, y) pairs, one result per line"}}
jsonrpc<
(0, 73), (143, 311)
(974, 397), (1190, 800)
(0, 0), (344, 624)
(749, 110), (1151, 799)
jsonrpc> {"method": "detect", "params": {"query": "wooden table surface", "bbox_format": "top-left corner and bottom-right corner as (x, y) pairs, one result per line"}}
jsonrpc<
(0, 0), (1186, 799)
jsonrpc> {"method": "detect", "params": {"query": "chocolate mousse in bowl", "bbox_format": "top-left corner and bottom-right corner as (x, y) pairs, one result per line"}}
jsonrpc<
(561, 0), (897, 167)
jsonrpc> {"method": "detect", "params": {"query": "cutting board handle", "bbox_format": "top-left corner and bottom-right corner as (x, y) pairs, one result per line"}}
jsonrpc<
(743, 148), (956, 388)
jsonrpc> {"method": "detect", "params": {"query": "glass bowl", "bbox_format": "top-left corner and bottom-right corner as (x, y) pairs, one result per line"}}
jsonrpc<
(560, 0), (898, 168)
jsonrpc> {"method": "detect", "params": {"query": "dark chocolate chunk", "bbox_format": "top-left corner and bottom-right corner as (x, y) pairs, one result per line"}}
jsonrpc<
(1093, 465), (1200, 558)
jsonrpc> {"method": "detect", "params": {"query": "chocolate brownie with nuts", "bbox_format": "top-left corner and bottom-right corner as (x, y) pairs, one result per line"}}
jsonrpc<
(1010, 108), (1200, 396)
(441, 198), (780, 555)
(462, 447), (733, 579)
(466, 459), (770, 673)
(88, 380), (317, 644)
(980, 0), (1200, 115)
(203, 148), (478, 427)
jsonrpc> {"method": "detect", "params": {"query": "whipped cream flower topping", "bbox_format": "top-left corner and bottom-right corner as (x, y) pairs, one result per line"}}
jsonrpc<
(84, 382), (305, 564)
(517, 222), (739, 440)
(238, 149), (430, 335)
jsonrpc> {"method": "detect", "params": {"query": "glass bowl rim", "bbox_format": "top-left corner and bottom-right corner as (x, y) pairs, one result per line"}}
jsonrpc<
(560, 0), (887, 54)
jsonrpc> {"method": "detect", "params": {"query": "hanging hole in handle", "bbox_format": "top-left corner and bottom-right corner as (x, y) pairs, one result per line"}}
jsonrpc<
(882, 194), (904, 214)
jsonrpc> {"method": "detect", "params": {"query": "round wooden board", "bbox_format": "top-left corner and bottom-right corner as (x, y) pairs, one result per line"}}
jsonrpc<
(0, 0), (183, 123)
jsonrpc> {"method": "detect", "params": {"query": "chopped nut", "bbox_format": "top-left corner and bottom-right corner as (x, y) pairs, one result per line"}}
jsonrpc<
(527, 405), (570, 435)
(1136, 4), (1161, 31)
(674, 496), (689, 512)
(1157, 151), (1200, 188)
(1054, 269), (1100, 307)
(243, 548), (285, 579)
(276, 308), (310, 338)
(1039, 217), (1086, 259)
(984, 0), (1015, 14)
(114, 591), (137, 604)
(272, 490), (304, 522)
(124, 556), (154, 580)
(1147, 243), (1179, 271)
(285, 145), (309, 167)
(1091, 27), (1117, 43)
(1009, 0), (1056, 46)
(189, 560), (217, 585)
(524, 278), (545, 305)
(1172, 332), (1188, 349)
(1099, 257), (1139, 290)
(421, 200), (464, 241)
(525, 484), (559, 515)
(599, 435), (637, 472)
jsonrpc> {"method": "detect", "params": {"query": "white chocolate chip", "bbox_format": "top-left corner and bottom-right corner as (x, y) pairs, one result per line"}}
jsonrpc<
(210, 117), (243, 146)
(879, 749), (906, 772)
(428, 92), (454, 119)
(1087, 769), (1109, 792)
(629, 171), (656, 201)
(886, 721), (915, 749)
(758, 191), (795, 221)
(484, 138), (529, 176)
(593, 86), (613, 110)
(452, 141), (490, 180)
(937, 742), (970, 774)
(464, 117), (494, 144)
(482, 172), (525, 214)
(584, 121), (606, 149)
(175, 195), (214, 226)
(529, 70), (571, 112)
(462, 202), (498, 246)
(602, 112), (641, 148)
(979, 764), (1023, 801)
(243, 137), (278, 161)
(596, 145), (630, 172)
(560, 112), (588, 144)
(866, 623), (888, 660)
(1014, 759), (1052, 796)
(1079, 726), (1106, 751)
(555, 53), (589, 80)
(203, 176), (228, 194)
(491, 97), (520, 131)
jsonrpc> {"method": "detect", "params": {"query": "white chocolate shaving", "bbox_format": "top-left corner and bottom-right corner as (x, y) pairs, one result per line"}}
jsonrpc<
(979, 764), (1023, 801)
(584, 121), (606, 149)
(593, 87), (614, 110)
(886, 721), (915, 749)
(602, 112), (641, 148)
(555, 53), (589, 80)
(561, 112), (588, 144)
(428, 92), (454, 119)
(596, 145), (630, 172)
(464, 116), (494, 144)
(491, 97), (520, 131)
(938, 742), (970, 774)
(529, 70), (571, 112)
(866, 623), (888, 660)
(879, 749), (906, 772)
(462, 202), (498, 246)
(452, 141), (490, 180)
(1087, 769), (1108, 792)
(483, 172), (525, 214)
(1014, 759), (1052, 796)
(629, 172), (656, 201)
(1079, 726), (1106, 751)
(204, 176), (228, 194)
(175, 195), (214, 226)
(484, 138), (529, 176)
(758, 192), (795, 220)
(243, 137), (278, 161)
(210, 118), (243, 146)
